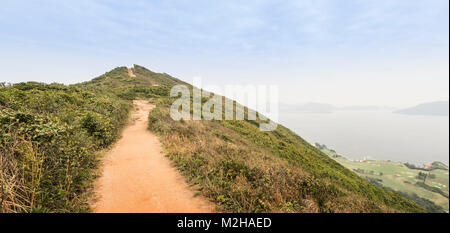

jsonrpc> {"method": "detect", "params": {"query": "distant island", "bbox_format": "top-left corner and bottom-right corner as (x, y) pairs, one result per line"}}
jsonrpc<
(394, 101), (449, 116)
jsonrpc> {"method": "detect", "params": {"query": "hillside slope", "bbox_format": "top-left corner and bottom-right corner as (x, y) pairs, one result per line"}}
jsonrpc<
(0, 65), (424, 212)
(317, 144), (448, 213)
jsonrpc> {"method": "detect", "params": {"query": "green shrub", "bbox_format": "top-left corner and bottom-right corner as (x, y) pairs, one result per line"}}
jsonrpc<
(80, 112), (115, 147)
(0, 69), (134, 213)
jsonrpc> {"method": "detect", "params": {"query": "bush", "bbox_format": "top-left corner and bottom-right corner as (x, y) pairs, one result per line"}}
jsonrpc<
(0, 74), (133, 212)
(80, 112), (115, 147)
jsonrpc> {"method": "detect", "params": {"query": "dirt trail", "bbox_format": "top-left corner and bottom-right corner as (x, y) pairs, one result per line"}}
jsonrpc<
(128, 68), (136, 77)
(92, 100), (213, 213)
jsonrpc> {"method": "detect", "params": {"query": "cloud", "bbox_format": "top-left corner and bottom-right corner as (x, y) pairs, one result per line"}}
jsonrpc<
(0, 0), (448, 106)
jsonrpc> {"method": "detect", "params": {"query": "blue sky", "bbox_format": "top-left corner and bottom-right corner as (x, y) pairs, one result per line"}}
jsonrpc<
(0, 0), (448, 106)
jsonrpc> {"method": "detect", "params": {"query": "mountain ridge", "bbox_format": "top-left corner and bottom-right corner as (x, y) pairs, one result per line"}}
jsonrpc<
(0, 65), (424, 213)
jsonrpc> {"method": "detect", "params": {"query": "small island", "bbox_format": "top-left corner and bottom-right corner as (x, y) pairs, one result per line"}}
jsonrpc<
(394, 101), (449, 116)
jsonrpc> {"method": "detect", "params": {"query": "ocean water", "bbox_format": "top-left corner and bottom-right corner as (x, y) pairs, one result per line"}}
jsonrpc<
(279, 110), (449, 165)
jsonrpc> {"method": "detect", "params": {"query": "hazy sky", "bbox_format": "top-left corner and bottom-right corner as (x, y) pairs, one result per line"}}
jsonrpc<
(0, 0), (448, 107)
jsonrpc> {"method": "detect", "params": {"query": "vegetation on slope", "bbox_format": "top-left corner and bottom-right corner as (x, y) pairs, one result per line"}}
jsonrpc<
(318, 145), (448, 212)
(0, 66), (175, 212)
(1, 65), (425, 213)
(0, 82), (130, 212)
(148, 99), (424, 212)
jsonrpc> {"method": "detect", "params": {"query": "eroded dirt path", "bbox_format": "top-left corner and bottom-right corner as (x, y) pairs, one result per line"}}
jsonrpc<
(92, 100), (213, 213)
(127, 68), (136, 77)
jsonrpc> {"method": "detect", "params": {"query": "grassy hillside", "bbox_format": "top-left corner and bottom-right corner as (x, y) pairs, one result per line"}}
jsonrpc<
(1, 65), (424, 212)
(0, 66), (173, 212)
(317, 145), (448, 212)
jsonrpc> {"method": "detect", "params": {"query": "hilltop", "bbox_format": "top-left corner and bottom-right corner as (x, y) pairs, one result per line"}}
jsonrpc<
(0, 65), (424, 213)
